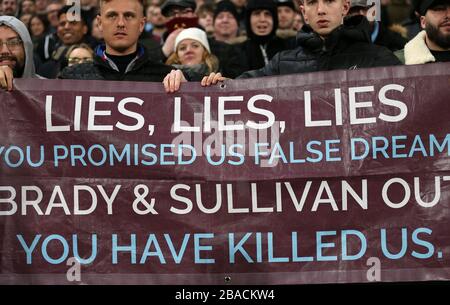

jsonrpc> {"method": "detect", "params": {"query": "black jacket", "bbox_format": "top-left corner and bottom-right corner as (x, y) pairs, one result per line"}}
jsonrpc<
(238, 36), (292, 72)
(59, 44), (175, 82)
(238, 16), (401, 79)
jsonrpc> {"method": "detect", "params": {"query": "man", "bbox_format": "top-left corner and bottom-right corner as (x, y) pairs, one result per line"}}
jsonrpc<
(202, 0), (400, 83)
(213, 0), (240, 43)
(37, 5), (94, 78)
(277, 0), (297, 30)
(395, 0), (450, 64)
(145, 4), (167, 43)
(0, 16), (39, 91)
(59, 0), (184, 86)
(46, 0), (63, 31)
(1, 0), (18, 16)
(347, 0), (407, 51)
(21, 0), (36, 15)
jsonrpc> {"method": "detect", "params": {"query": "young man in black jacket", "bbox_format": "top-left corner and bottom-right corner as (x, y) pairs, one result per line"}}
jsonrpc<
(201, 0), (400, 84)
(59, 0), (183, 84)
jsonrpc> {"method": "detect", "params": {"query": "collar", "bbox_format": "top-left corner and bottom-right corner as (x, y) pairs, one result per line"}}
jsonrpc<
(95, 44), (146, 73)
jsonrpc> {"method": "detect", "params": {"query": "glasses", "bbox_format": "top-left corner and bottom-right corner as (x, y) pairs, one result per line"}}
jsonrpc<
(167, 8), (194, 17)
(0, 38), (23, 49)
(68, 57), (93, 65)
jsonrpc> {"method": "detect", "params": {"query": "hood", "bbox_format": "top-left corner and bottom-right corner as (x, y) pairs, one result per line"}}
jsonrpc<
(0, 16), (37, 78)
(296, 15), (371, 51)
(245, 0), (278, 44)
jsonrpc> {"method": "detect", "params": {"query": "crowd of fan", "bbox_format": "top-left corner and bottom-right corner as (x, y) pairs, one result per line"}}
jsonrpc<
(0, 0), (448, 91)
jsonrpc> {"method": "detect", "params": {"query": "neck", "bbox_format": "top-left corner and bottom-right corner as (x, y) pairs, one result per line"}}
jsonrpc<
(215, 33), (235, 42)
(425, 35), (450, 52)
(105, 44), (138, 56)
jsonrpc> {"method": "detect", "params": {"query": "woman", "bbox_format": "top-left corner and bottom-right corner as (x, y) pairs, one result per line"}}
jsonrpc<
(27, 14), (49, 48)
(65, 43), (94, 67)
(166, 27), (219, 81)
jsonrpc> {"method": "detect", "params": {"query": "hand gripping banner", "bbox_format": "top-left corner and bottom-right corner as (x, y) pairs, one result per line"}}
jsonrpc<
(0, 63), (449, 284)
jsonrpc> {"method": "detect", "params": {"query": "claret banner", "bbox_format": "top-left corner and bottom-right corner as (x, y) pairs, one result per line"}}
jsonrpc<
(0, 63), (449, 285)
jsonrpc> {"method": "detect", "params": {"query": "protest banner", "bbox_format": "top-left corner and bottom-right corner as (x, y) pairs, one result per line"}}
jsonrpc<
(0, 63), (449, 285)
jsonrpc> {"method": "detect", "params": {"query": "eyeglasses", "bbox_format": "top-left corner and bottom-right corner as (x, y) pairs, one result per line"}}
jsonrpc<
(167, 8), (194, 18)
(0, 38), (23, 49)
(68, 57), (93, 65)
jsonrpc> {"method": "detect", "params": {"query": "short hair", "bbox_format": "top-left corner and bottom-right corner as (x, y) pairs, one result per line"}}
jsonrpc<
(99, 0), (145, 15)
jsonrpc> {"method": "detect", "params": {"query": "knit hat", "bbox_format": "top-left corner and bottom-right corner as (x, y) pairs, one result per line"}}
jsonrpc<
(174, 27), (211, 53)
(276, 0), (296, 11)
(245, 0), (278, 41)
(214, 0), (239, 23)
(161, 0), (197, 17)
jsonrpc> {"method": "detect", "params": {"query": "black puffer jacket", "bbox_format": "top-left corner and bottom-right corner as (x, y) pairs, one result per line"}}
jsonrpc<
(59, 44), (175, 81)
(238, 16), (401, 79)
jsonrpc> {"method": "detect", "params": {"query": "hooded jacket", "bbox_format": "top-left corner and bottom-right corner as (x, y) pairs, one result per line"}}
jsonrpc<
(237, 0), (292, 71)
(238, 16), (401, 78)
(0, 16), (39, 78)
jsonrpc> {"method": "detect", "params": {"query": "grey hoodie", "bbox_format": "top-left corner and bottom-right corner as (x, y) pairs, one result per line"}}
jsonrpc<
(0, 16), (38, 78)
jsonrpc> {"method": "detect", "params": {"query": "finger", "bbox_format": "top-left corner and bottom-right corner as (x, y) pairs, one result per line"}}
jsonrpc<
(0, 71), (7, 89)
(174, 70), (182, 92)
(163, 74), (170, 92)
(5, 68), (14, 91)
(212, 73), (224, 85)
(169, 70), (177, 93)
(201, 76), (208, 87)
(206, 73), (216, 86)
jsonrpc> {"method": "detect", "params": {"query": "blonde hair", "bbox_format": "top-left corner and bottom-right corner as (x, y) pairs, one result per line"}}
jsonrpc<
(166, 46), (219, 74)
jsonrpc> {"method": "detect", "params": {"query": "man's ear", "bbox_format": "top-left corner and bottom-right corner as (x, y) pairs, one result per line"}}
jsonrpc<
(139, 16), (146, 34)
(96, 15), (103, 32)
(300, 5), (307, 23)
(420, 15), (426, 30)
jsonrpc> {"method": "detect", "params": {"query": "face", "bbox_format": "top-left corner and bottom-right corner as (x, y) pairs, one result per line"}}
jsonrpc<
(177, 39), (205, 65)
(250, 9), (274, 36)
(147, 5), (166, 27)
(30, 17), (46, 37)
(231, 0), (246, 8)
(35, 0), (48, 12)
(98, 0), (145, 55)
(421, 3), (450, 49)
(166, 5), (196, 20)
(2, 0), (17, 16)
(214, 11), (238, 38)
(301, 0), (349, 37)
(47, 3), (63, 27)
(21, 0), (36, 15)
(20, 14), (33, 27)
(199, 11), (214, 33)
(57, 13), (88, 45)
(68, 47), (93, 66)
(0, 26), (25, 77)
(293, 12), (305, 31)
(278, 6), (296, 30)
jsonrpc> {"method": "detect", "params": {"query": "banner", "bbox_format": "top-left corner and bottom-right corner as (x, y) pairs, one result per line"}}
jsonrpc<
(0, 63), (449, 285)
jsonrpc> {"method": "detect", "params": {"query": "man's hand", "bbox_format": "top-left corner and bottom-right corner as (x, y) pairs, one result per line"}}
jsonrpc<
(201, 72), (227, 87)
(163, 69), (187, 93)
(162, 28), (183, 57)
(0, 66), (14, 91)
